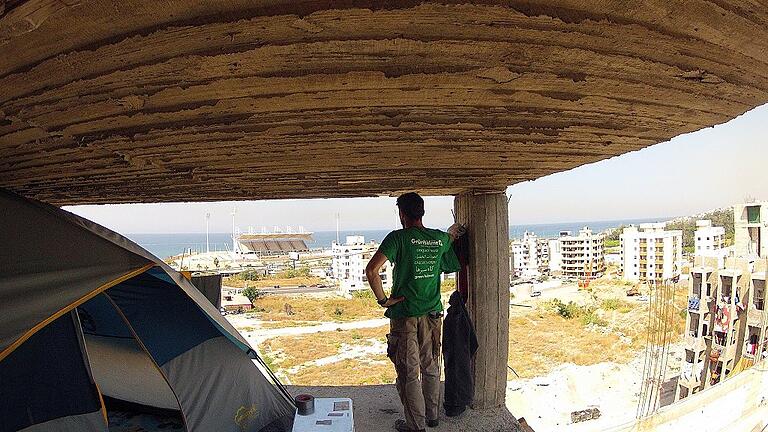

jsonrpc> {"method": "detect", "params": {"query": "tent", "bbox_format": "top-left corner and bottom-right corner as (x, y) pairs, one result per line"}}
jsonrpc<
(0, 189), (295, 432)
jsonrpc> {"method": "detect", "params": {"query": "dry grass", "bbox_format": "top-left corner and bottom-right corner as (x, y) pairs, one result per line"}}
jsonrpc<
(292, 358), (396, 385)
(508, 312), (636, 378)
(250, 294), (382, 322)
(254, 278), (689, 386)
(224, 276), (324, 288)
(262, 325), (388, 370)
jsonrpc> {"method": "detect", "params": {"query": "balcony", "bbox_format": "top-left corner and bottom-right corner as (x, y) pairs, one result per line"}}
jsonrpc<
(684, 334), (707, 351)
(712, 342), (737, 361)
(679, 371), (702, 388)
(747, 307), (765, 326)
(679, 362), (703, 387)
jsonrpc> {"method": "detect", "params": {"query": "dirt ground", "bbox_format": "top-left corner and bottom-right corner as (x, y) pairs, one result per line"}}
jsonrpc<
(227, 276), (689, 430)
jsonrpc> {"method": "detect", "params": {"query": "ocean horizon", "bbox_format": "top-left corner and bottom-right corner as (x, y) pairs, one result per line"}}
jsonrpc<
(126, 216), (668, 259)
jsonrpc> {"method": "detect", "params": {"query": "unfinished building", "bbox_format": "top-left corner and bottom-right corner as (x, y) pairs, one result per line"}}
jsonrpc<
(2, 1), (768, 430)
(677, 255), (768, 401)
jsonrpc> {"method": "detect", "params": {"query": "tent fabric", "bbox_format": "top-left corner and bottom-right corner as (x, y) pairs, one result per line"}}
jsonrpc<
(0, 189), (152, 360)
(104, 272), (222, 366)
(79, 294), (179, 410)
(1, 188), (295, 431)
(162, 337), (295, 432)
(0, 313), (106, 432)
(17, 412), (106, 432)
(84, 334), (180, 411)
(0, 188), (251, 359)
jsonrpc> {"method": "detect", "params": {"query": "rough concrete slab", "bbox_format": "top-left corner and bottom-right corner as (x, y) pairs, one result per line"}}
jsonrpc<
(288, 384), (521, 432)
(1, 1), (768, 204)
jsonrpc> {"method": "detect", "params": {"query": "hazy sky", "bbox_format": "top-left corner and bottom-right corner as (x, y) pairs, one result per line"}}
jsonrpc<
(67, 104), (768, 234)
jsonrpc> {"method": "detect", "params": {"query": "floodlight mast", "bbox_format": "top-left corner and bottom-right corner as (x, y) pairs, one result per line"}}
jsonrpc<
(205, 212), (211, 253)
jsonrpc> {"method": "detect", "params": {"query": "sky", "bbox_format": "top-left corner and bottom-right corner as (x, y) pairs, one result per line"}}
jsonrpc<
(67, 104), (768, 234)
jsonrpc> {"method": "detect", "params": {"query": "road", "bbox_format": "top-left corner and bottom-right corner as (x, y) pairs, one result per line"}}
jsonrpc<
(258, 285), (335, 294)
(225, 284), (336, 295)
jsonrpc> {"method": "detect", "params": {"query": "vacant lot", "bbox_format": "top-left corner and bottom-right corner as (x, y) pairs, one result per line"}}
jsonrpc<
(246, 278), (688, 386)
(250, 294), (383, 323)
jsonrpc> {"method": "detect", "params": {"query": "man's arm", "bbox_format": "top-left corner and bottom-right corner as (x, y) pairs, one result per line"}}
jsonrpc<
(365, 251), (404, 308)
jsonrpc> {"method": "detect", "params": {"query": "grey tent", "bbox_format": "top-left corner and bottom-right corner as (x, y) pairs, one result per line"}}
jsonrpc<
(0, 189), (295, 432)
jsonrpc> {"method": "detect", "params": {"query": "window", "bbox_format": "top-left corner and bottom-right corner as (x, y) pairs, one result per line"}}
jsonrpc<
(747, 206), (761, 224)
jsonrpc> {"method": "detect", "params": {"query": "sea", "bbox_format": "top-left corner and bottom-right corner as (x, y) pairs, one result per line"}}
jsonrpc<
(127, 217), (666, 259)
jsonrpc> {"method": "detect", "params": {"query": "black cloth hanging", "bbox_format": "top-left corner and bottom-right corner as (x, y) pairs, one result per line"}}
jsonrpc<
(442, 290), (479, 416)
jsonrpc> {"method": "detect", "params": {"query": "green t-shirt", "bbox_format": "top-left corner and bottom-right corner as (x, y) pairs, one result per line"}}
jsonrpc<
(378, 227), (455, 319)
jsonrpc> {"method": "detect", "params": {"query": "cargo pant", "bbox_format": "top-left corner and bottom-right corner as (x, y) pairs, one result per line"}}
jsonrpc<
(387, 314), (442, 431)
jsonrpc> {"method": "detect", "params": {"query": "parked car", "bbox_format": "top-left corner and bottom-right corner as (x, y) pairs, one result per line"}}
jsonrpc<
(530, 290), (542, 297)
(219, 307), (228, 316)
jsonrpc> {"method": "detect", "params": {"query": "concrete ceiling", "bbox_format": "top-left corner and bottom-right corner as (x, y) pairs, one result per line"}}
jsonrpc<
(1, 0), (767, 205)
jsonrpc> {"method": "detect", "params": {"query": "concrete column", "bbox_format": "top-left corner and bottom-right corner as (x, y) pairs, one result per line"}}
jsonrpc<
(454, 190), (510, 409)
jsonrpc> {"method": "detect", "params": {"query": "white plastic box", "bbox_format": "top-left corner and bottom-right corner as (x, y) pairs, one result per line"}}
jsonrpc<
(292, 397), (354, 432)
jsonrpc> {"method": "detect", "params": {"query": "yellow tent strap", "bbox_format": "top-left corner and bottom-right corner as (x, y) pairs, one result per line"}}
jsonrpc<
(0, 263), (155, 363)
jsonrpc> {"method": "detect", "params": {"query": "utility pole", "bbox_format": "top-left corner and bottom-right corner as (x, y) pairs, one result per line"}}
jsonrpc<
(205, 212), (210, 253)
(335, 212), (340, 244)
(231, 207), (238, 254)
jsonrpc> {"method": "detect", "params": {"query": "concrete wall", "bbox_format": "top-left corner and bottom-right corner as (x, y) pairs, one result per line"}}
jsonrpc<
(614, 357), (768, 431)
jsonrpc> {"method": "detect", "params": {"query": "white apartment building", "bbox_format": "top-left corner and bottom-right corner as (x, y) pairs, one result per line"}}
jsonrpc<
(331, 235), (392, 293)
(620, 223), (683, 282)
(734, 201), (768, 259)
(510, 232), (551, 278)
(548, 239), (562, 276)
(694, 219), (727, 267)
(557, 227), (606, 278)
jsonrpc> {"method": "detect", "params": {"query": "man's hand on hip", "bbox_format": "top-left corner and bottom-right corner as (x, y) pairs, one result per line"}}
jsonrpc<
(382, 296), (406, 308)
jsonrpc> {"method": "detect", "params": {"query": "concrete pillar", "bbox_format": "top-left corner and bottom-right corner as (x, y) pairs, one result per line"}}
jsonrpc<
(454, 190), (510, 409)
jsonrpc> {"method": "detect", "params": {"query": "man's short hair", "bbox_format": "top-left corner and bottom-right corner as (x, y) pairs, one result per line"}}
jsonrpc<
(396, 192), (425, 220)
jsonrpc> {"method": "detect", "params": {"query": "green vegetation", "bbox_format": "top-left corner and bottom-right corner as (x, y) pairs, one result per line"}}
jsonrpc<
(667, 209), (734, 250)
(605, 225), (628, 242)
(242, 286), (263, 302)
(546, 299), (608, 327)
(231, 266), (312, 282)
(351, 290), (375, 300)
(605, 209), (733, 252)
(600, 298), (634, 313)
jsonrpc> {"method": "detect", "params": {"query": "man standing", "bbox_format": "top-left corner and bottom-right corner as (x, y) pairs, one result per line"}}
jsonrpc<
(365, 192), (460, 432)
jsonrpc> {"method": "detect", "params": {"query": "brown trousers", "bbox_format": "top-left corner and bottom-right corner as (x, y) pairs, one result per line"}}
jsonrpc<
(387, 315), (442, 430)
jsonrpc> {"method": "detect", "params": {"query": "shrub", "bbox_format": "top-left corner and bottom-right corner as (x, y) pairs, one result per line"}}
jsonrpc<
(580, 310), (608, 327)
(352, 290), (375, 300)
(601, 298), (634, 313)
(276, 267), (311, 279)
(547, 299), (607, 327)
(548, 299), (580, 319)
(242, 287), (264, 302)
(333, 307), (344, 316)
(239, 270), (264, 281)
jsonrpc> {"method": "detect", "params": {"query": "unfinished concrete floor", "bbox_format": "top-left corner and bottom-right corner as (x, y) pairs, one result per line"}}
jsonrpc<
(288, 384), (521, 432)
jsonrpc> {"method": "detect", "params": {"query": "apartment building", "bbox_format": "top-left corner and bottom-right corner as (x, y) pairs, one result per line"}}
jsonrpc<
(510, 232), (549, 278)
(694, 220), (727, 267)
(619, 223), (682, 282)
(557, 227), (605, 279)
(331, 235), (392, 293)
(548, 239), (562, 276)
(734, 201), (768, 259)
(676, 256), (768, 401)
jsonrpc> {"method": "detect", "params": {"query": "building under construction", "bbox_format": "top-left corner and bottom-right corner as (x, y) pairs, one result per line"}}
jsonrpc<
(676, 255), (768, 400)
(2, 1), (768, 430)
